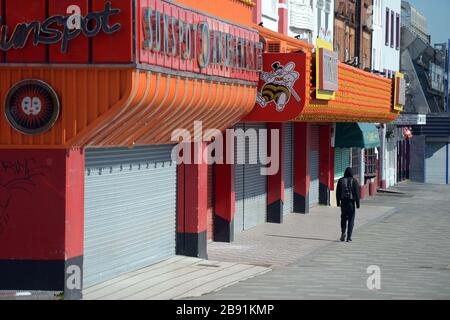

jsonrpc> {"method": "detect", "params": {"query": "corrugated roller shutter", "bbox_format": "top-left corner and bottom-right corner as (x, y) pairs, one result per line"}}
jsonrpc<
(351, 148), (361, 183)
(310, 125), (320, 207)
(387, 139), (397, 187)
(243, 123), (268, 230)
(334, 148), (351, 179)
(283, 123), (294, 215)
(425, 142), (447, 184)
(207, 164), (215, 241)
(234, 123), (245, 233)
(84, 145), (176, 287)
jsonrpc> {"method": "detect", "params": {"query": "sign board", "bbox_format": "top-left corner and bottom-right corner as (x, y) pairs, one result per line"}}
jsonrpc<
(392, 114), (427, 126)
(0, 0), (134, 64)
(316, 38), (338, 100)
(4, 80), (60, 135)
(138, 0), (262, 82)
(242, 52), (307, 122)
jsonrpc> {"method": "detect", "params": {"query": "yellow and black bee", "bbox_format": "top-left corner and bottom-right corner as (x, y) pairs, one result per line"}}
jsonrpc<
(260, 82), (291, 105)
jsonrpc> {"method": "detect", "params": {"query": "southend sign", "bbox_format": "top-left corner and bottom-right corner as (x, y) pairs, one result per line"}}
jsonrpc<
(140, 0), (262, 82)
(0, 2), (121, 53)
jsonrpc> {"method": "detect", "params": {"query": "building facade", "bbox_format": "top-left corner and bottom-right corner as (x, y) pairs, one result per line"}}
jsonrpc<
(371, 0), (401, 189)
(401, 0), (429, 44)
(0, 0), (402, 298)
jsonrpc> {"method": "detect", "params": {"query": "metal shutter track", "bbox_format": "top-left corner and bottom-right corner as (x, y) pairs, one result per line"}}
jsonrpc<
(283, 123), (294, 215)
(310, 125), (320, 206)
(234, 124), (245, 233)
(84, 145), (176, 287)
(425, 142), (447, 184)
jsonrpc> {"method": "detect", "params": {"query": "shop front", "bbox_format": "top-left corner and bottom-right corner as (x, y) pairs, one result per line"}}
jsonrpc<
(411, 114), (450, 185)
(0, 0), (260, 298)
(296, 54), (403, 206)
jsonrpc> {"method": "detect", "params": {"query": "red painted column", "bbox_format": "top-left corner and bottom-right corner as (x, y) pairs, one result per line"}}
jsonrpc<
(278, 0), (288, 35)
(252, 0), (262, 25)
(293, 123), (310, 213)
(176, 142), (208, 258)
(329, 147), (335, 191)
(267, 123), (284, 223)
(214, 132), (235, 242)
(0, 148), (84, 299)
(319, 125), (333, 205)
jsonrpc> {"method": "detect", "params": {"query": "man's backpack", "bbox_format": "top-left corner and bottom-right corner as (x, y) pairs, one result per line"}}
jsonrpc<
(341, 177), (354, 201)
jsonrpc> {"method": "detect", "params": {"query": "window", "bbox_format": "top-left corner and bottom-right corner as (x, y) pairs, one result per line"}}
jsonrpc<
(365, 148), (378, 177)
(391, 11), (394, 47)
(385, 8), (390, 46)
(396, 13), (400, 50)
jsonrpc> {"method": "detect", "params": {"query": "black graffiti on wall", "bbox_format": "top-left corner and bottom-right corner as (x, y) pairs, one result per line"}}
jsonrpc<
(0, 159), (44, 235)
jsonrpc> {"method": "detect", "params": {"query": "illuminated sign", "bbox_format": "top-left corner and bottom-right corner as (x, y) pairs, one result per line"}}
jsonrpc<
(242, 52), (307, 122)
(4, 80), (60, 135)
(316, 38), (338, 100)
(0, 2), (121, 53)
(139, 0), (262, 82)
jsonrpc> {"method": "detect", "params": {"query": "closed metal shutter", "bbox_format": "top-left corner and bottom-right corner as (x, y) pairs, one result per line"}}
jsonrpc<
(234, 123), (267, 232)
(310, 125), (320, 207)
(243, 123), (268, 230)
(283, 123), (294, 215)
(334, 148), (351, 180)
(84, 145), (176, 287)
(387, 139), (397, 187)
(425, 142), (447, 184)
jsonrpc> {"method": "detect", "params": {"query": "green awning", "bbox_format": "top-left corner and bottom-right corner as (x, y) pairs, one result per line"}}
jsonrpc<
(334, 123), (380, 149)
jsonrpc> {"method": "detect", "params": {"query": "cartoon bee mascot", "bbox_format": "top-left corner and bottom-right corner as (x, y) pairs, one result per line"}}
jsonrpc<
(256, 61), (301, 112)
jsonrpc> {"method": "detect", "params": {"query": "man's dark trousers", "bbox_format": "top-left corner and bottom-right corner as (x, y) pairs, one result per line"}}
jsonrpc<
(341, 199), (356, 238)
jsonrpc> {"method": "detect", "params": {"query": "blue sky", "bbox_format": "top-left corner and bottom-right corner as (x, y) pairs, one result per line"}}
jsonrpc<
(408, 0), (450, 45)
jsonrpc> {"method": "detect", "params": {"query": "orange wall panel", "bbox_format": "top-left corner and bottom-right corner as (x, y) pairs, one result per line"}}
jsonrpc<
(297, 63), (399, 123)
(0, 67), (133, 148)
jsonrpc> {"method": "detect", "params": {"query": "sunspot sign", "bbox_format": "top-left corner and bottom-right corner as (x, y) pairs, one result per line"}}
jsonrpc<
(243, 52), (307, 122)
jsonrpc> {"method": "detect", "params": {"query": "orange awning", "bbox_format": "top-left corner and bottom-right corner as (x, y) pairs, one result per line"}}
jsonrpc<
(296, 63), (399, 123)
(0, 66), (257, 148)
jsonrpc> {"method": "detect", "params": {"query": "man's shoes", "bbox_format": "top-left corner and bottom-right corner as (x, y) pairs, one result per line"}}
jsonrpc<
(347, 238), (353, 242)
(340, 234), (346, 242)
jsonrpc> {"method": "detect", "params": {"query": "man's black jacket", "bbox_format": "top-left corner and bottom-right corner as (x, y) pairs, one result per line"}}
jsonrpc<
(336, 167), (361, 209)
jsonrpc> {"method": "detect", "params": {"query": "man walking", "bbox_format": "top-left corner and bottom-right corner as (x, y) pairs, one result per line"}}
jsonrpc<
(336, 167), (360, 242)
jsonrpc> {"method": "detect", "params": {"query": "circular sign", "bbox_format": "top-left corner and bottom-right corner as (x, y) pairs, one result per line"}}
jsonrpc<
(4, 80), (60, 135)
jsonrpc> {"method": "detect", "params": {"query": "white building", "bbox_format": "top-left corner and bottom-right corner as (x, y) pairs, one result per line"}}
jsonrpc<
(261, 0), (280, 32)
(372, 0), (401, 189)
(288, 0), (334, 45)
(372, 0), (401, 77)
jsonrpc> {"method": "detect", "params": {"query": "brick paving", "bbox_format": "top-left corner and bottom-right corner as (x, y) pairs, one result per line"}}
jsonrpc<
(208, 204), (396, 267)
(195, 182), (450, 300)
